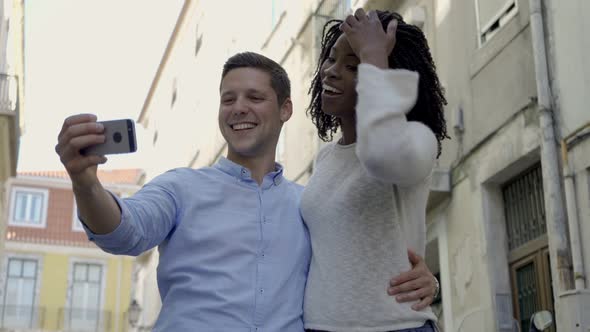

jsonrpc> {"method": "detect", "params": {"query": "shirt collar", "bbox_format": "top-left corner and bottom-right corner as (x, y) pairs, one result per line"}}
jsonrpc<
(215, 157), (284, 186)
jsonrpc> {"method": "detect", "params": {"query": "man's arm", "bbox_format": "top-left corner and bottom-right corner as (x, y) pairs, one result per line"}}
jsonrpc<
(388, 249), (438, 310)
(55, 113), (121, 234)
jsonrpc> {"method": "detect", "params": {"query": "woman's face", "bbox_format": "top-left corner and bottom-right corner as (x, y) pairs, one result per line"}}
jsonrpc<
(320, 34), (359, 120)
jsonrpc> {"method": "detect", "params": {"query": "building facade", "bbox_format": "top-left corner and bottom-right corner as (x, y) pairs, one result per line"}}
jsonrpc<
(133, 0), (590, 330)
(1, 169), (144, 331)
(0, 0), (25, 268)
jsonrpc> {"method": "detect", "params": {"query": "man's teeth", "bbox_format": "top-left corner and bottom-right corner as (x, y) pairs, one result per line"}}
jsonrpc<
(233, 123), (256, 130)
(323, 84), (342, 94)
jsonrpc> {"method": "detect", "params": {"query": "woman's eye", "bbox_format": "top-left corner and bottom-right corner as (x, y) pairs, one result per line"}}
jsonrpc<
(346, 65), (358, 72)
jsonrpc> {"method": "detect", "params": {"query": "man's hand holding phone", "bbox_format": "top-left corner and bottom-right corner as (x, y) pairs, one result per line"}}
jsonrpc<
(55, 114), (108, 189)
(55, 114), (136, 235)
(55, 114), (137, 187)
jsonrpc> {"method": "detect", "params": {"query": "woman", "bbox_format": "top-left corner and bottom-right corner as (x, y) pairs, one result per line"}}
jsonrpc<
(301, 9), (448, 332)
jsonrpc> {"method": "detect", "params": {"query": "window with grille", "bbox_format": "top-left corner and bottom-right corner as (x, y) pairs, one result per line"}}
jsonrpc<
(502, 164), (546, 250)
(9, 187), (48, 227)
(2, 258), (38, 329)
(505, 164), (555, 332)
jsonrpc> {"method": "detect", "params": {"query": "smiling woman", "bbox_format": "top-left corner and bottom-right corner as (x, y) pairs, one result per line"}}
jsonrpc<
(301, 9), (447, 332)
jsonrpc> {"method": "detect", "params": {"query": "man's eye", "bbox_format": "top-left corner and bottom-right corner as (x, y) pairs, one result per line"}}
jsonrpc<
(346, 65), (358, 72)
(222, 98), (234, 104)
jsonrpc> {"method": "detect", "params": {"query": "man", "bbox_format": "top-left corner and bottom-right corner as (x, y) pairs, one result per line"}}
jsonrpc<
(55, 52), (437, 331)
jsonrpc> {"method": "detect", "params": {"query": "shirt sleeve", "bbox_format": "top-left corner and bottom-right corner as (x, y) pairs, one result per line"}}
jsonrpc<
(82, 170), (180, 256)
(355, 63), (437, 186)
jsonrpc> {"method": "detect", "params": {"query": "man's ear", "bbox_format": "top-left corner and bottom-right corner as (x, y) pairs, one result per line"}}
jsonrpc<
(280, 97), (293, 123)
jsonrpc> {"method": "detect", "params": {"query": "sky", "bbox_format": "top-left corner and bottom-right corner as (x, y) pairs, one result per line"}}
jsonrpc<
(18, 0), (184, 171)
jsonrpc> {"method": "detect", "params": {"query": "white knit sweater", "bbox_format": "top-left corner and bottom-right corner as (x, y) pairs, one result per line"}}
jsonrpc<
(301, 63), (438, 331)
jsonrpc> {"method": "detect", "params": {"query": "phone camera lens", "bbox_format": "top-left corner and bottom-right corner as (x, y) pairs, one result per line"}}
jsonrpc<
(113, 132), (122, 143)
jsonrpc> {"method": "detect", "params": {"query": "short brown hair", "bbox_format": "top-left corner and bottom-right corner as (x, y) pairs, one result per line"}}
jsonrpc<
(222, 52), (291, 105)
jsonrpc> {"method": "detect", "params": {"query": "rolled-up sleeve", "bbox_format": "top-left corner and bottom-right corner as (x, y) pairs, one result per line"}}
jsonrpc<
(82, 170), (180, 256)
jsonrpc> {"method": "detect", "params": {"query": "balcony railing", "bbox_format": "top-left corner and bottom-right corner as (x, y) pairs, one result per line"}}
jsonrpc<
(58, 307), (113, 332)
(0, 305), (45, 329)
(0, 73), (18, 115)
(0, 305), (133, 331)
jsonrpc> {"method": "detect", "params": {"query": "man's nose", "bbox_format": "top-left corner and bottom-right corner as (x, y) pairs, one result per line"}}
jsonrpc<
(231, 97), (250, 115)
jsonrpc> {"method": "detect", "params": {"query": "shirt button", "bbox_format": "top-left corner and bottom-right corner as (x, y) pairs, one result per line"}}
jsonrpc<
(260, 288), (264, 293)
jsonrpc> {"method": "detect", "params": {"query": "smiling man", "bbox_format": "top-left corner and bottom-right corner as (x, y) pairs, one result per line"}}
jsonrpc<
(54, 52), (436, 331)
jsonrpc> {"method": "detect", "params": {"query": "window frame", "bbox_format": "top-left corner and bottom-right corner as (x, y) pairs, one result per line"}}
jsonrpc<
(475, 0), (519, 47)
(0, 254), (43, 329)
(71, 200), (85, 232)
(65, 258), (107, 331)
(8, 186), (49, 228)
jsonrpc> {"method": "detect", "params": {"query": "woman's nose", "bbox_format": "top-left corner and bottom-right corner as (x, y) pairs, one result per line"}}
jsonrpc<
(323, 63), (340, 80)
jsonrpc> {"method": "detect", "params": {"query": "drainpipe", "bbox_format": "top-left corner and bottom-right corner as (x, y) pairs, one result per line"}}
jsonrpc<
(561, 123), (590, 290)
(528, 0), (574, 298)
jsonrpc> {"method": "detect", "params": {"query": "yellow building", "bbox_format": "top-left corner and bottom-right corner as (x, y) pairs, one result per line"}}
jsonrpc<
(2, 169), (144, 332)
(0, 0), (25, 264)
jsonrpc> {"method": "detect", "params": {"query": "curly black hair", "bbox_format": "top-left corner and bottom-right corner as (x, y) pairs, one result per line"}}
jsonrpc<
(307, 10), (449, 157)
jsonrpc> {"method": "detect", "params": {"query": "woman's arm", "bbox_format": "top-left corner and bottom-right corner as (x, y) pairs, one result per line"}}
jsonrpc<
(355, 64), (437, 185)
(341, 10), (437, 185)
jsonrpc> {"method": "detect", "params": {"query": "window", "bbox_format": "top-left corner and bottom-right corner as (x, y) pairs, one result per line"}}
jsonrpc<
(171, 78), (178, 108)
(9, 187), (48, 227)
(503, 164), (546, 250)
(271, 0), (286, 30)
(195, 23), (203, 56)
(66, 263), (103, 331)
(72, 200), (84, 232)
(2, 258), (38, 329)
(475, 0), (518, 45)
(313, 0), (351, 59)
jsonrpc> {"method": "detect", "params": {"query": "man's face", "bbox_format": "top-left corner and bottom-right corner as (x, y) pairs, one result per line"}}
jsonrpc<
(219, 67), (292, 160)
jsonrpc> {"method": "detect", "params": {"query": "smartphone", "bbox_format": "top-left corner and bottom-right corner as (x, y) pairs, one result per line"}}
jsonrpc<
(82, 119), (137, 155)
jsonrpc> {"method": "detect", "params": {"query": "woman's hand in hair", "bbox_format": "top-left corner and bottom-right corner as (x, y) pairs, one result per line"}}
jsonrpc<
(340, 8), (397, 69)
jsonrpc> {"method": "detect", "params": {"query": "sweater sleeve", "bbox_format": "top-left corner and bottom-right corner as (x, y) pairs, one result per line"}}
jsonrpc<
(355, 63), (437, 186)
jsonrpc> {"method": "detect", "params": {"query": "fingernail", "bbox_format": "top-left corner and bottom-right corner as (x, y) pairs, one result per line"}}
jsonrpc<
(96, 123), (104, 131)
(396, 296), (403, 301)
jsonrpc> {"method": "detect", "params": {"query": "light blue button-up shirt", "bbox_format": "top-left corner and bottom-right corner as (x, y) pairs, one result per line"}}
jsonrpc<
(84, 157), (311, 331)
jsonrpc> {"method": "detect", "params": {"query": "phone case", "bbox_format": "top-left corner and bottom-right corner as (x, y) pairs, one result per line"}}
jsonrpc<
(82, 119), (137, 155)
